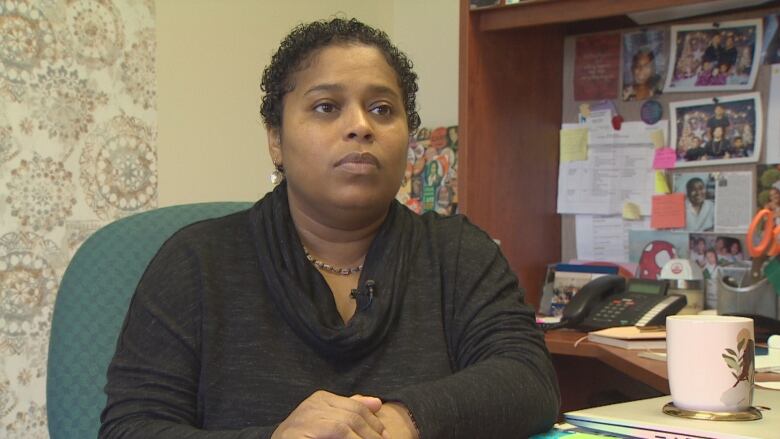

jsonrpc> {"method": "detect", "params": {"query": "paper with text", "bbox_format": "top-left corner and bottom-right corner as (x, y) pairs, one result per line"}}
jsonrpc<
(715, 172), (753, 233)
(767, 65), (780, 163)
(588, 117), (668, 146)
(651, 193), (685, 229)
(558, 144), (655, 215)
(560, 127), (589, 162)
(652, 147), (677, 169)
(576, 215), (651, 262)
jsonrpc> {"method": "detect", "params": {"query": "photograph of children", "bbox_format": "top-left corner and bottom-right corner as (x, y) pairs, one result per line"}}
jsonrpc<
(665, 19), (762, 92)
(550, 271), (596, 317)
(689, 233), (748, 270)
(757, 164), (780, 222)
(670, 92), (762, 168)
(763, 14), (780, 64)
(688, 233), (748, 308)
(628, 230), (689, 279)
(673, 172), (716, 232)
(622, 29), (666, 101)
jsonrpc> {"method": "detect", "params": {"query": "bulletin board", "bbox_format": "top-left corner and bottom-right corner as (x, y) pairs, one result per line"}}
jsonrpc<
(559, 6), (780, 307)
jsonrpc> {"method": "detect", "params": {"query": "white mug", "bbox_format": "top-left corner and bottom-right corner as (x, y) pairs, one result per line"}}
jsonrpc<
(666, 315), (755, 412)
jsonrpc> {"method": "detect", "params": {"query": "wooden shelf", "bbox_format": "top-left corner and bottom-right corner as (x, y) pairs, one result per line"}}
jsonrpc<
(474, 0), (713, 31)
(458, 0), (779, 308)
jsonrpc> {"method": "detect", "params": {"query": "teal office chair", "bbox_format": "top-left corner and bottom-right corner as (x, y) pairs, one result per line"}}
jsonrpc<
(46, 201), (253, 439)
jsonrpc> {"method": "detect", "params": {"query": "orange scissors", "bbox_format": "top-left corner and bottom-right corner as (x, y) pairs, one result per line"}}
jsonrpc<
(747, 208), (780, 282)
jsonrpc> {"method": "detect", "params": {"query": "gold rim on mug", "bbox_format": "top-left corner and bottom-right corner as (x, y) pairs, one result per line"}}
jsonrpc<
(662, 402), (763, 421)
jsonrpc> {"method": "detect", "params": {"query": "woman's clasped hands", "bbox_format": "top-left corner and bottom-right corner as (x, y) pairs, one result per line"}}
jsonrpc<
(271, 391), (418, 439)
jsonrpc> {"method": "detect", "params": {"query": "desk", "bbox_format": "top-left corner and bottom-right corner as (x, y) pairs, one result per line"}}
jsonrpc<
(546, 330), (668, 392)
(545, 330), (780, 414)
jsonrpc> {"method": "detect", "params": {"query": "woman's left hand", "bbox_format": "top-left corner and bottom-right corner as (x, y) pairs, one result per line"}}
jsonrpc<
(353, 397), (419, 439)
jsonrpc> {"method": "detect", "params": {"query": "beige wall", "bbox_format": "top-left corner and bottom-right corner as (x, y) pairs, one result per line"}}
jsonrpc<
(156, 0), (459, 206)
(393, 0), (459, 129)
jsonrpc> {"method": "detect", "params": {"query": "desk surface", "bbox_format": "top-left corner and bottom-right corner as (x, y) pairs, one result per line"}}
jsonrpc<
(544, 330), (780, 395)
(545, 330), (670, 393)
(566, 388), (780, 439)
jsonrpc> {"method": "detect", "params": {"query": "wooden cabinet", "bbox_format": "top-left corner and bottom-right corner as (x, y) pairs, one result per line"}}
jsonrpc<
(457, 0), (741, 307)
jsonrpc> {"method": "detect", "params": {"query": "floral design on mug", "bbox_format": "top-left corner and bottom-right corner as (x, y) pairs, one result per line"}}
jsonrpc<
(722, 328), (754, 388)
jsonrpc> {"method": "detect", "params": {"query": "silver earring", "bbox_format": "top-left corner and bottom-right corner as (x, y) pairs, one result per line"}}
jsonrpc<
(270, 162), (284, 186)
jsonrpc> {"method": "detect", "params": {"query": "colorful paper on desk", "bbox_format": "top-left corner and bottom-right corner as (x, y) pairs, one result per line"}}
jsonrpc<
(652, 147), (676, 169)
(651, 193), (685, 229)
(654, 171), (670, 194)
(560, 127), (589, 162)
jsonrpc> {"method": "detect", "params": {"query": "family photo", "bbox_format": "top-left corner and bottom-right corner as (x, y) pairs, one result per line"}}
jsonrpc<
(665, 19), (762, 92)
(671, 92), (762, 167)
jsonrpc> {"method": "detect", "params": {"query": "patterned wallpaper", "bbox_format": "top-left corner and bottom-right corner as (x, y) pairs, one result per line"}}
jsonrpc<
(0, 1), (157, 437)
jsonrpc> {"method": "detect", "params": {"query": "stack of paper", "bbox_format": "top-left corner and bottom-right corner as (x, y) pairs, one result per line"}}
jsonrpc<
(587, 326), (666, 350)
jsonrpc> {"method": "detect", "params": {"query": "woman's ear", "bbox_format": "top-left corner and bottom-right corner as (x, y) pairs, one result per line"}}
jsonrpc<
(267, 127), (282, 165)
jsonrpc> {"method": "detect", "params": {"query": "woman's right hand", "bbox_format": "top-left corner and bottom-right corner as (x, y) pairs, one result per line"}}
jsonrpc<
(271, 390), (388, 439)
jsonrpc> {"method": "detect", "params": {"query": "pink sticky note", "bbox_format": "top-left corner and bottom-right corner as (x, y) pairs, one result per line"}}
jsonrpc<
(652, 147), (676, 169)
(651, 193), (685, 229)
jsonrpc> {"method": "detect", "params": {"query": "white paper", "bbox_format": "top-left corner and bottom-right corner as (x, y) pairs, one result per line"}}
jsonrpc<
(767, 64), (780, 164)
(576, 215), (651, 263)
(586, 109), (614, 145)
(557, 145), (656, 215)
(588, 115), (668, 147)
(714, 171), (753, 232)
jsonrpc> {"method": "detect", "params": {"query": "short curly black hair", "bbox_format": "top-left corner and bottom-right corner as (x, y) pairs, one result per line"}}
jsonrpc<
(260, 17), (420, 133)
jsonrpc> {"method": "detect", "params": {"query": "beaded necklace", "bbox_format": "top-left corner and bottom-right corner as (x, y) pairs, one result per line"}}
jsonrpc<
(303, 246), (363, 276)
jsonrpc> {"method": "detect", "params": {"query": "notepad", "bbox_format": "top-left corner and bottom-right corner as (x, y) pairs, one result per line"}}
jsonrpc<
(587, 326), (666, 350)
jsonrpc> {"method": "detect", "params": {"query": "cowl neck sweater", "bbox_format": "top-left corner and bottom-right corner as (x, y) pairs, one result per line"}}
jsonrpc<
(250, 182), (419, 361)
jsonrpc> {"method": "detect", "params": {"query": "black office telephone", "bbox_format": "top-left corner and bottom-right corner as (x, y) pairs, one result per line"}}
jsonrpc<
(544, 275), (687, 331)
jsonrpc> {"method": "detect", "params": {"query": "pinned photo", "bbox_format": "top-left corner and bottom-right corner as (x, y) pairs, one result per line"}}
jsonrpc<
(673, 173), (716, 232)
(670, 92), (762, 168)
(622, 29), (666, 101)
(665, 19), (762, 92)
(763, 14), (780, 64)
(757, 164), (780, 222)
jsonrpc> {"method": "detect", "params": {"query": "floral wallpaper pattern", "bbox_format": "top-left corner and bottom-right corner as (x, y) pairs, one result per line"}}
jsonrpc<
(0, 1), (157, 437)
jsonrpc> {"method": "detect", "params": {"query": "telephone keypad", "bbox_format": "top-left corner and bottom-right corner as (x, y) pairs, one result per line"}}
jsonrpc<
(590, 294), (659, 326)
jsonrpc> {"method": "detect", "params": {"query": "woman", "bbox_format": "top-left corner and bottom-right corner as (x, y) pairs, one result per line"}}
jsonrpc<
(99, 18), (559, 439)
(684, 177), (714, 232)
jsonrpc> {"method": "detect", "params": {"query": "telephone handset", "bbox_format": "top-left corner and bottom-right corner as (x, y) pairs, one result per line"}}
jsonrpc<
(546, 275), (687, 331)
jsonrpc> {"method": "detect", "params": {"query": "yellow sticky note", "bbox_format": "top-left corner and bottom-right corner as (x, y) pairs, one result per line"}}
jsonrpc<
(560, 127), (588, 162)
(655, 171), (670, 194)
(622, 201), (641, 220)
(649, 129), (665, 149)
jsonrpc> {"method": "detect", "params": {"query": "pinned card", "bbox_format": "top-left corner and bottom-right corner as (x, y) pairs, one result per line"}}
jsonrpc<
(622, 201), (642, 220)
(655, 171), (670, 194)
(574, 34), (620, 101)
(579, 103), (591, 118)
(560, 127), (589, 162)
(652, 147), (677, 169)
(651, 193), (685, 229)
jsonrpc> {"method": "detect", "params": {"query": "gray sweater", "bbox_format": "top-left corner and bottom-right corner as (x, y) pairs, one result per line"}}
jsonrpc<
(100, 191), (559, 439)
